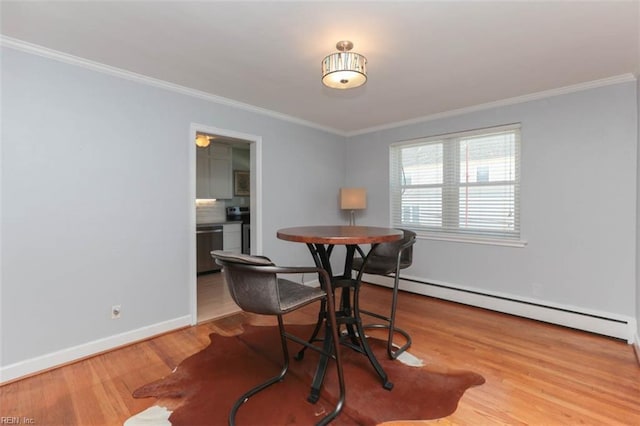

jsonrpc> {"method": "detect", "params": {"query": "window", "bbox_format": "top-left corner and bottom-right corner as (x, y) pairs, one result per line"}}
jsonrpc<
(390, 124), (521, 243)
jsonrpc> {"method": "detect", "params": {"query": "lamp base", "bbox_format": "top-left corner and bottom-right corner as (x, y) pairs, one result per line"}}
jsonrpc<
(349, 210), (356, 226)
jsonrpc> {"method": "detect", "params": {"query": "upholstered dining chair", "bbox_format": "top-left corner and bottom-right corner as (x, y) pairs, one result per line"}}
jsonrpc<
(352, 229), (417, 359)
(211, 250), (345, 426)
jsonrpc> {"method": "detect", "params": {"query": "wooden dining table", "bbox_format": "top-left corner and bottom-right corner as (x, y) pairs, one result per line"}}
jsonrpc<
(277, 225), (403, 402)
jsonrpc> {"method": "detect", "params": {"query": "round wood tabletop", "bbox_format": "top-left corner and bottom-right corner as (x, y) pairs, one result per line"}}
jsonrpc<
(277, 225), (403, 245)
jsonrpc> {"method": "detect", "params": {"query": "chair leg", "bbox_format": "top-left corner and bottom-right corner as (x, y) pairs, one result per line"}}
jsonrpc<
(316, 294), (346, 426)
(228, 315), (290, 426)
(360, 272), (412, 360)
(386, 273), (412, 360)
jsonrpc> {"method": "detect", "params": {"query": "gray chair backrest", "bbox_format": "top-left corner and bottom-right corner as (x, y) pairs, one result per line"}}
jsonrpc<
(211, 250), (283, 315)
(371, 229), (416, 265)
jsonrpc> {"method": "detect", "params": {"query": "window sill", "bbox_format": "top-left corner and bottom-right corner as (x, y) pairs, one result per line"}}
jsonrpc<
(417, 233), (528, 248)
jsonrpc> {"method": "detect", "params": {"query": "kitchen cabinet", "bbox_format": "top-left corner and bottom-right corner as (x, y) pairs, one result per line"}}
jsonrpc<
(223, 223), (242, 253)
(196, 142), (233, 199)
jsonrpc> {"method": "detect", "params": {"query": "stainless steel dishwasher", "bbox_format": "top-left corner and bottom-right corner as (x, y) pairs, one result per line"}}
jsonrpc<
(196, 225), (223, 274)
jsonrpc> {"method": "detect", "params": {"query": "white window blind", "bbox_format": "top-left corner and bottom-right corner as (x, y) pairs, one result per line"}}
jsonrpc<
(390, 124), (521, 242)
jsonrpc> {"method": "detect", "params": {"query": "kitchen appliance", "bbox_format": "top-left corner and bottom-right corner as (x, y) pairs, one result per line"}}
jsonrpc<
(196, 224), (223, 273)
(226, 206), (250, 254)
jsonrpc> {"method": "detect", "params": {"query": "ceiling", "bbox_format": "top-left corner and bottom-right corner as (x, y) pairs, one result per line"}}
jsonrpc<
(1, 1), (639, 135)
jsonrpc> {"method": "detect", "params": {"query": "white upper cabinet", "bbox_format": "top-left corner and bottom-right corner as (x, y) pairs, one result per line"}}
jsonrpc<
(209, 143), (231, 160)
(196, 142), (233, 199)
(196, 148), (210, 198)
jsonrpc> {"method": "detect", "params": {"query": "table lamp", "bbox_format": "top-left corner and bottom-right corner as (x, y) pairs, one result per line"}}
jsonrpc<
(340, 187), (367, 226)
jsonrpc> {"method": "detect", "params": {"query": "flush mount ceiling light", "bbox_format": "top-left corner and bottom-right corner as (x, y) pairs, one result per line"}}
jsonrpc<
(321, 40), (367, 89)
(195, 134), (212, 148)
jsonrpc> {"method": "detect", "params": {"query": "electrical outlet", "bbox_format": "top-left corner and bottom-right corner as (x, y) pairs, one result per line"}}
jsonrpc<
(111, 305), (121, 319)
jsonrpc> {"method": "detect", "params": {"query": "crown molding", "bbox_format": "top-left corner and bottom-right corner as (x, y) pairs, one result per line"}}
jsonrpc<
(347, 73), (637, 137)
(2, 36), (634, 139)
(0, 36), (346, 137)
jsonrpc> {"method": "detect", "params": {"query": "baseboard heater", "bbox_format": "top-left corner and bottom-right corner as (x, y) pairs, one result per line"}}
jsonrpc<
(363, 273), (636, 344)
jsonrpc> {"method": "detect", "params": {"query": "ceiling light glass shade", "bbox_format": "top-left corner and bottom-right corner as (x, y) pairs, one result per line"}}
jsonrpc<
(322, 41), (367, 89)
(195, 134), (210, 148)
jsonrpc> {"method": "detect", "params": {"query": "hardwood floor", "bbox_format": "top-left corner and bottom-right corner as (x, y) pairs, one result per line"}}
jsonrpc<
(2, 284), (638, 425)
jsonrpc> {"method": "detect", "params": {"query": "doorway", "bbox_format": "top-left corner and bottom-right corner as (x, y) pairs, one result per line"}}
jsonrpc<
(189, 123), (262, 324)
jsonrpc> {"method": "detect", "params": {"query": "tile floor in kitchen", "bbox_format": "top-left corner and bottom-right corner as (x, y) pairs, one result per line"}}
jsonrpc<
(197, 271), (241, 323)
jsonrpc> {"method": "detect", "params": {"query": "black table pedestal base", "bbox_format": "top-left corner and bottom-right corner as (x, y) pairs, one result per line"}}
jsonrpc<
(298, 243), (394, 403)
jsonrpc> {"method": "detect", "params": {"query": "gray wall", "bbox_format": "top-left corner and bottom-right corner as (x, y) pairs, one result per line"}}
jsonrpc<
(637, 75), (640, 341)
(347, 81), (638, 318)
(0, 47), (345, 366)
(2, 45), (638, 373)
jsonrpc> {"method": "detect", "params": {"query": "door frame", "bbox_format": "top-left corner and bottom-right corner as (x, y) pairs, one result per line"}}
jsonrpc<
(188, 123), (262, 325)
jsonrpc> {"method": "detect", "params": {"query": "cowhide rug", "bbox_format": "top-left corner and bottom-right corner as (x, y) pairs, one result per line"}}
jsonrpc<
(128, 324), (484, 425)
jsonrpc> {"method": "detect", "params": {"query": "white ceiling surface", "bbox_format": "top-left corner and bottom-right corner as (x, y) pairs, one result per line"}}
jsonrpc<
(1, 1), (639, 134)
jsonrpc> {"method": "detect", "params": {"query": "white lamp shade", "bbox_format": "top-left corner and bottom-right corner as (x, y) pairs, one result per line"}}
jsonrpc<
(340, 188), (367, 210)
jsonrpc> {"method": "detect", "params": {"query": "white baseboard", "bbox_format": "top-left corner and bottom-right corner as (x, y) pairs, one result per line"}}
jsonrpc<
(364, 274), (637, 343)
(0, 315), (192, 384)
